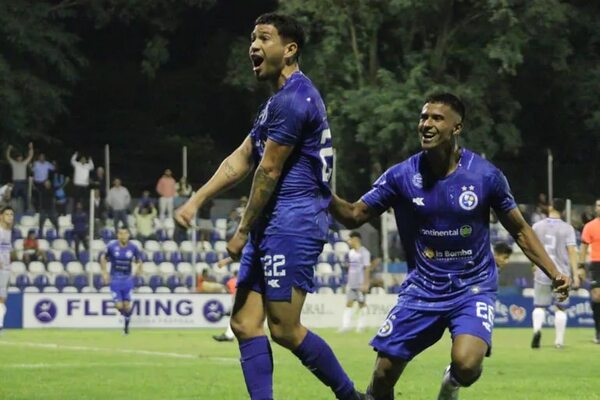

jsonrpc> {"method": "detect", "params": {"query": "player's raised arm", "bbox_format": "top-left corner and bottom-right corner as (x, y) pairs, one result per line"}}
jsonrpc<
(329, 194), (376, 229)
(497, 207), (571, 298)
(175, 136), (254, 228)
(226, 139), (294, 260)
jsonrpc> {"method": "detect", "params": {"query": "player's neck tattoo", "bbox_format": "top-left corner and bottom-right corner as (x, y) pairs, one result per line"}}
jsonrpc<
(238, 166), (278, 234)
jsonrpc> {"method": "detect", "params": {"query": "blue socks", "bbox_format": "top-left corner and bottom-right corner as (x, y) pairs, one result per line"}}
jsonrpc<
(292, 330), (355, 400)
(239, 336), (274, 400)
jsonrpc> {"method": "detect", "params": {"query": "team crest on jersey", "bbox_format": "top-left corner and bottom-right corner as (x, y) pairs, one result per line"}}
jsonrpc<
(459, 185), (478, 210)
(126, 250), (133, 258)
(377, 318), (394, 337)
(412, 173), (423, 188)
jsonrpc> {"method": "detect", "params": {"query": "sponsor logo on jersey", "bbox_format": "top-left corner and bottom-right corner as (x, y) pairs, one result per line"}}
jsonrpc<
(34, 299), (57, 323)
(267, 279), (280, 288)
(421, 247), (473, 260)
(203, 300), (225, 323)
(420, 225), (472, 238)
(460, 225), (473, 237)
(459, 186), (478, 210)
(412, 197), (425, 206)
(412, 173), (423, 188)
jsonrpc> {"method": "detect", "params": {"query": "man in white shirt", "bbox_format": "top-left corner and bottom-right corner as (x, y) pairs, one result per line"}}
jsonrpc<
(0, 206), (15, 334)
(71, 152), (94, 209)
(5, 142), (33, 212)
(340, 231), (371, 333)
(106, 178), (131, 229)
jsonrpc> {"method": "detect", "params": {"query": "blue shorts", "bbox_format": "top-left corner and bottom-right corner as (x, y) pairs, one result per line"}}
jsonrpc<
(237, 234), (323, 301)
(371, 293), (495, 361)
(110, 277), (134, 303)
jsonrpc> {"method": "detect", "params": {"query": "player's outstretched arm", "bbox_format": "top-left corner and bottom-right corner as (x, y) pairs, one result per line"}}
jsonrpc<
(175, 136), (254, 228)
(498, 207), (571, 298)
(226, 139), (293, 260)
(329, 194), (376, 229)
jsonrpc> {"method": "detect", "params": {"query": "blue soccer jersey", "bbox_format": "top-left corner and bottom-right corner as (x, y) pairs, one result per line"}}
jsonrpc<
(248, 71), (333, 241)
(362, 149), (517, 310)
(105, 240), (142, 278)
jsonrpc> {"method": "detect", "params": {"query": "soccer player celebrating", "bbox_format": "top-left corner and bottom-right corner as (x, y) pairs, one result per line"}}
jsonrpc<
(531, 198), (579, 349)
(176, 13), (367, 400)
(0, 207), (14, 334)
(339, 231), (371, 333)
(329, 93), (570, 400)
(579, 198), (600, 343)
(100, 227), (143, 335)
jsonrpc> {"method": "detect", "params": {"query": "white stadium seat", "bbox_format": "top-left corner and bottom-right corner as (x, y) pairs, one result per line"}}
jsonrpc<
(24, 286), (40, 293)
(158, 262), (176, 275)
(8, 287), (21, 294)
(130, 239), (143, 250)
(91, 240), (106, 253)
(99, 286), (111, 293)
(66, 261), (84, 275)
(229, 262), (241, 274)
(144, 240), (161, 254)
(85, 262), (102, 274)
(179, 241), (194, 253)
(47, 261), (65, 275)
(215, 218), (227, 230)
(174, 286), (190, 294)
(52, 239), (70, 252)
(213, 241), (227, 253)
(10, 261), (27, 275)
(62, 286), (78, 293)
(162, 240), (179, 254)
(142, 262), (158, 275)
(177, 262), (193, 275)
(28, 261), (46, 276)
(43, 286), (60, 293)
(81, 286), (96, 293)
(333, 242), (350, 255)
(37, 239), (50, 252)
(316, 262), (333, 276)
(13, 239), (24, 251)
(339, 229), (352, 241)
(155, 286), (171, 293)
(136, 286), (153, 294)
(194, 262), (210, 274)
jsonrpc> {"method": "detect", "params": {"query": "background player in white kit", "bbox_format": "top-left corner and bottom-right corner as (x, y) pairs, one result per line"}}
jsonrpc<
(0, 206), (15, 334)
(531, 198), (580, 349)
(340, 231), (371, 333)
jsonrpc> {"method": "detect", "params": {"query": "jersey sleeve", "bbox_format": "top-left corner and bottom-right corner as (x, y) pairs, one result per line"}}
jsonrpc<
(582, 223), (592, 245)
(488, 169), (517, 214)
(134, 245), (144, 261)
(566, 225), (577, 247)
(361, 248), (371, 268)
(265, 94), (308, 146)
(361, 167), (401, 214)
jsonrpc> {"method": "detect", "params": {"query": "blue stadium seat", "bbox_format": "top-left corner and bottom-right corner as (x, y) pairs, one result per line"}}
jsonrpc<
(170, 252), (183, 265)
(204, 251), (218, 264)
(73, 275), (89, 291)
(210, 230), (223, 241)
(45, 229), (58, 242)
(326, 253), (337, 265)
(33, 274), (50, 291)
(16, 274), (30, 291)
(156, 229), (169, 242)
(63, 229), (74, 242)
(92, 274), (104, 290)
(45, 251), (56, 262)
(12, 228), (22, 240)
(78, 250), (90, 264)
(184, 275), (194, 288)
(166, 275), (181, 290)
(148, 275), (163, 291)
(328, 275), (342, 291)
(133, 275), (145, 288)
(60, 250), (76, 264)
(100, 228), (115, 242)
(152, 252), (165, 264)
(54, 274), (70, 291)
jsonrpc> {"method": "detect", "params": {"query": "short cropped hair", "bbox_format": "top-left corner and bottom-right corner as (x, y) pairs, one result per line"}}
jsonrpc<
(493, 242), (513, 256)
(255, 13), (305, 62)
(552, 198), (566, 213)
(425, 93), (465, 122)
(349, 231), (362, 239)
(0, 206), (14, 214)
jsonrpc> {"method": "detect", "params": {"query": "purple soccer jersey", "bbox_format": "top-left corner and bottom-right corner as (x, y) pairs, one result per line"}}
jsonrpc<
(362, 149), (517, 310)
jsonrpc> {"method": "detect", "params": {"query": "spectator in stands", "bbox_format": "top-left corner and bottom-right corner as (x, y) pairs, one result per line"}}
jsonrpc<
(196, 268), (226, 293)
(22, 230), (44, 264)
(92, 188), (106, 230)
(493, 242), (513, 269)
(5, 142), (33, 212)
(70, 152), (94, 209)
(156, 169), (177, 222)
(0, 184), (13, 209)
(106, 178), (131, 229)
(226, 209), (240, 241)
(32, 152), (54, 210)
(197, 199), (214, 245)
(91, 166), (106, 199)
(134, 203), (157, 242)
(175, 176), (193, 208)
(38, 180), (58, 235)
(52, 162), (70, 216)
(138, 189), (155, 208)
(72, 201), (89, 260)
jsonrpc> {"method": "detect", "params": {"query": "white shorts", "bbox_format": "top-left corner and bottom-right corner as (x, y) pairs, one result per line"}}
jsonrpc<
(346, 288), (366, 304)
(0, 270), (10, 299)
(534, 281), (568, 307)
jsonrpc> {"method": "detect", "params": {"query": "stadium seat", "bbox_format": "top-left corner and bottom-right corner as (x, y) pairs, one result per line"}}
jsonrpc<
(141, 262), (158, 275)
(93, 274), (104, 290)
(78, 250), (90, 264)
(10, 261), (27, 275)
(28, 261), (46, 277)
(184, 275), (194, 288)
(81, 286), (96, 293)
(339, 229), (352, 241)
(66, 261), (84, 275)
(62, 286), (78, 293)
(132, 275), (144, 288)
(100, 228), (115, 242)
(24, 286), (40, 293)
(37, 239), (50, 252)
(174, 286), (189, 293)
(328, 275), (342, 291)
(317, 287), (334, 294)
(54, 274), (70, 290)
(16, 274), (30, 290)
(194, 262), (210, 274)
(166, 275), (182, 290)
(158, 262), (176, 275)
(576, 288), (590, 297)
(162, 240), (179, 255)
(13, 238), (24, 251)
(522, 288), (535, 297)
(45, 229), (58, 242)
(130, 239), (143, 250)
(327, 253), (337, 265)
(198, 241), (212, 252)
(46, 251), (56, 262)
(33, 274), (50, 290)
(176, 262), (193, 275)
(169, 252), (183, 265)
(98, 286), (111, 293)
(73, 275), (89, 291)
(204, 251), (218, 264)
(11, 228), (22, 240)
(213, 240), (227, 253)
(136, 286), (153, 294)
(47, 261), (65, 276)
(144, 240), (161, 254)
(85, 261), (102, 274)
(152, 251), (166, 264)
(42, 286), (59, 293)
(370, 287), (386, 295)
(316, 262), (333, 276)
(148, 275), (163, 290)
(322, 243), (333, 253)
(52, 239), (70, 252)
(91, 239), (106, 253)
(155, 286), (171, 293)
(156, 229), (169, 242)
(60, 250), (76, 265)
(334, 242), (350, 258)
(229, 262), (241, 274)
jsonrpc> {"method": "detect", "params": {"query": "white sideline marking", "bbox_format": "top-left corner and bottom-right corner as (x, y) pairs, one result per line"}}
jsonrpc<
(0, 341), (237, 363)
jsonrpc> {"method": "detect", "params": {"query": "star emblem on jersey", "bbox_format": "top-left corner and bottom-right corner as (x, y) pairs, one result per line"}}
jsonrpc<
(412, 173), (423, 188)
(458, 186), (478, 210)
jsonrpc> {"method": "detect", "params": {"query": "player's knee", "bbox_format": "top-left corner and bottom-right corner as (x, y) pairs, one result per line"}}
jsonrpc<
(230, 316), (261, 340)
(268, 323), (304, 349)
(450, 360), (483, 387)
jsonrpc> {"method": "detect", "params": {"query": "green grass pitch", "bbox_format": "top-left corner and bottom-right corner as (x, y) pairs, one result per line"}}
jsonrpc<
(0, 328), (598, 399)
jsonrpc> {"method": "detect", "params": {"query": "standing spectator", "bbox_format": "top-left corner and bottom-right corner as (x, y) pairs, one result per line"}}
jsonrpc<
(92, 188), (106, 232)
(175, 176), (193, 208)
(38, 180), (58, 236)
(106, 178), (131, 229)
(71, 152), (94, 209)
(52, 162), (70, 216)
(5, 142), (33, 212)
(138, 190), (155, 209)
(32, 153), (54, 210)
(72, 201), (88, 260)
(134, 203), (157, 242)
(91, 166), (107, 199)
(156, 169), (176, 222)
(0, 184), (13, 209)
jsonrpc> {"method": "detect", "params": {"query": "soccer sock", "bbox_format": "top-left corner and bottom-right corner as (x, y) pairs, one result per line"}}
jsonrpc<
(554, 310), (567, 345)
(357, 307), (367, 331)
(0, 303), (6, 328)
(441, 364), (460, 390)
(239, 336), (273, 400)
(292, 330), (355, 400)
(532, 307), (545, 332)
(225, 323), (235, 339)
(366, 385), (394, 400)
(592, 302), (600, 334)
(342, 307), (353, 330)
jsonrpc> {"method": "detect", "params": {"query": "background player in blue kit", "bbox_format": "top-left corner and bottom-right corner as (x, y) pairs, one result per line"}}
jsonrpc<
(101, 227), (143, 335)
(329, 93), (571, 400)
(176, 13), (367, 400)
